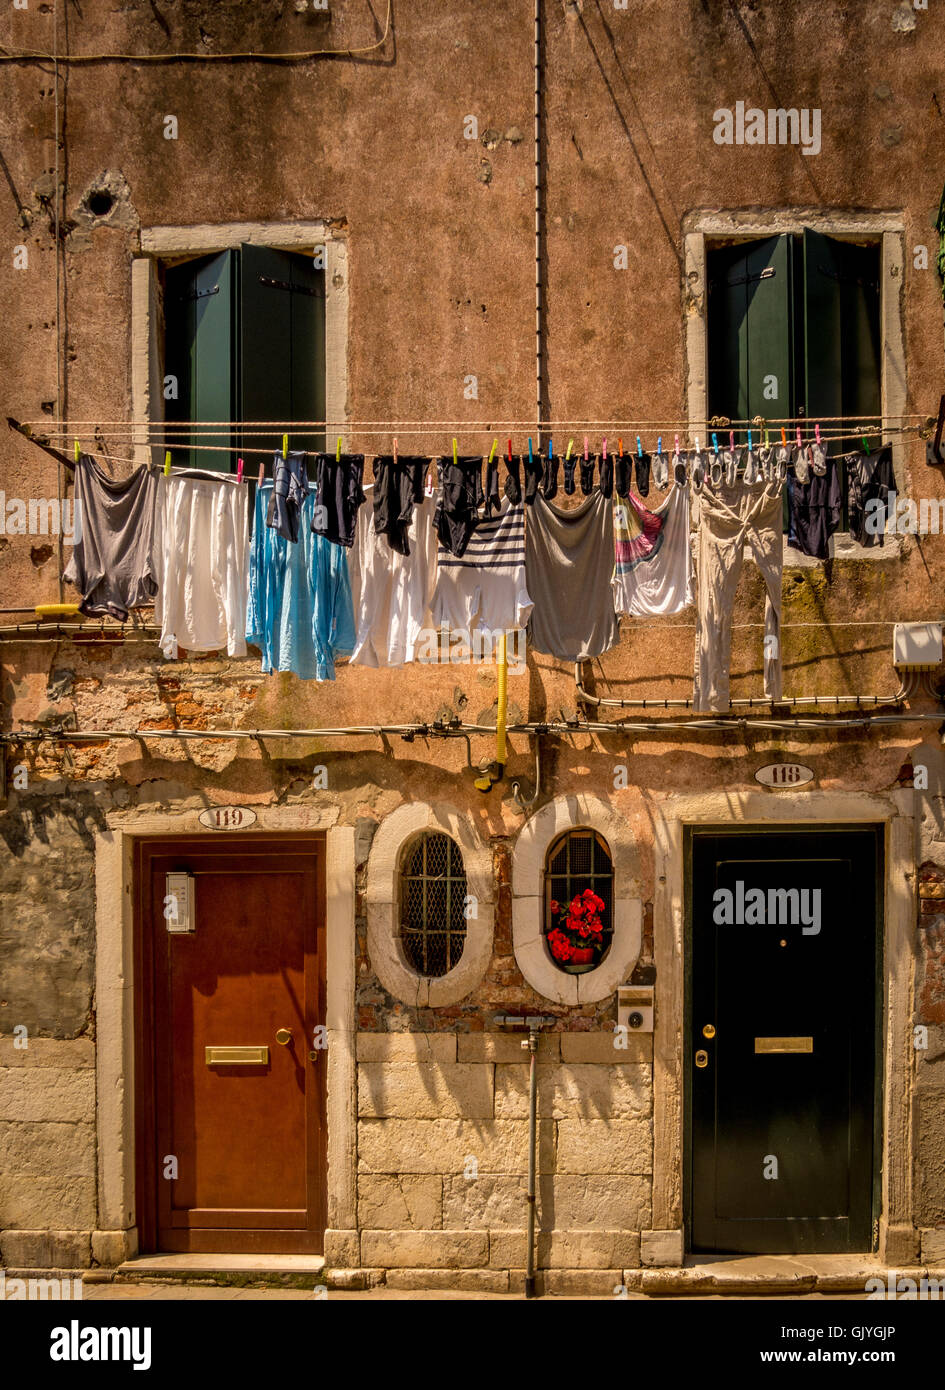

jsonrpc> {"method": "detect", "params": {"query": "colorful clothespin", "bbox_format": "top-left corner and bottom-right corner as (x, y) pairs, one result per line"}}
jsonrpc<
(764, 425), (770, 447)
(694, 435), (700, 454)
(618, 438), (623, 458)
(781, 427), (787, 448)
(528, 437), (533, 466)
(164, 451), (172, 476)
(488, 438), (497, 463)
(747, 429), (753, 451)
(335, 436), (341, 462)
(674, 434), (680, 455)
(566, 439), (574, 461)
(453, 438), (458, 466)
(730, 430), (735, 451)
(657, 436), (662, 456)
(393, 436), (399, 464)
(283, 434), (289, 461)
(507, 438), (512, 462)
(815, 423), (821, 447)
(74, 439), (80, 464)
(636, 435), (642, 458)
(711, 432), (719, 454)
(583, 436), (588, 462)
(863, 433), (870, 455)
(548, 439), (553, 460)
(236, 456), (244, 483)
(258, 455), (266, 487)
(796, 426), (803, 450)
(602, 438), (607, 461)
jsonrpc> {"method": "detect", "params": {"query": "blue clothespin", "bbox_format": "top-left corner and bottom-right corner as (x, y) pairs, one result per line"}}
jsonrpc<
(548, 439), (553, 459)
(747, 429), (753, 450)
(636, 435), (643, 458)
(712, 432), (719, 454)
(528, 437), (533, 466)
(657, 436), (662, 456)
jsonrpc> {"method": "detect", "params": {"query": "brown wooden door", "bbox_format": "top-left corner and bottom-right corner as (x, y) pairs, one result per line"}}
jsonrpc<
(135, 836), (326, 1254)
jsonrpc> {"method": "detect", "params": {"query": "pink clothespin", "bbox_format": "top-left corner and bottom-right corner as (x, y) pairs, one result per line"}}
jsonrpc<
(796, 426), (803, 450)
(583, 436), (588, 462)
(393, 436), (398, 465)
(236, 456), (244, 484)
(729, 430), (735, 451)
(602, 438), (607, 461)
(814, 423), (821, 447)
(674, 434), (680, 455)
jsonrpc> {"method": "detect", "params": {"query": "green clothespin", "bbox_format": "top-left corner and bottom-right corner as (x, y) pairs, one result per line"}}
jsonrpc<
(164, 451), (172, 476)
(283, 434), (289, 461)
(335, 435), (341, 462)
(862, 433), (870, 455)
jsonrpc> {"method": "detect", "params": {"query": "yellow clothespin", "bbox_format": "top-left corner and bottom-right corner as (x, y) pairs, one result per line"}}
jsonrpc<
(488, 438), (498, 463)
(164, 451), (172, 476)
(566, 439), (573, 461)
(452, 438), (458, 466)
(336, 436), (342, 462)
(282, 434), (289, 460)
(73, 439), (80, 464)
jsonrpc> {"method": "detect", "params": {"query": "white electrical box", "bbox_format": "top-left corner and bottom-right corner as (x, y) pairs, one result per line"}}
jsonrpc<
(617, 985), (654, 1034)
(165, 872), (195, 933)
(893, 622), (943, 671)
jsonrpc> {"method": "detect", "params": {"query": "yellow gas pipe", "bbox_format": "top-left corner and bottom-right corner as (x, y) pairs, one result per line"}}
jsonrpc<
(474, 633), (507, 791)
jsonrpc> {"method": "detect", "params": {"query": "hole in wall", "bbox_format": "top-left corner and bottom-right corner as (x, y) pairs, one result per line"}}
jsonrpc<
(86, 190), (115, 218)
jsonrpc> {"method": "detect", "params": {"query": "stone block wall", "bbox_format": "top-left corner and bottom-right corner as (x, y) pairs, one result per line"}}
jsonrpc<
(916, 862), (945, 1262)
(0, 1038), (97, 1270)
(355, 1030), (653, 1285)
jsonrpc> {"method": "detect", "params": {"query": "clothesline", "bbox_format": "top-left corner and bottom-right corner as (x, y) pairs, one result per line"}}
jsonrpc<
(19, 414), (927, 428)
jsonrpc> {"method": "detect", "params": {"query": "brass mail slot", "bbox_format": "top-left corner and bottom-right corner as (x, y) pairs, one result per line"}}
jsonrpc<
(754, 1036), (813, 1054)
(205, 1046), (269, 1066)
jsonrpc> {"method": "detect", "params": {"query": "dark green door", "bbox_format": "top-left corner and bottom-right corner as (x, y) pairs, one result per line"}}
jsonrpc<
(689, 828), (880, 1254)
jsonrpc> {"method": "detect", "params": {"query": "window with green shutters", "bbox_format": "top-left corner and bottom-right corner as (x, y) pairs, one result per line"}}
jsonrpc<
(163, 244), (326, 472)
(706, 230), (882, 534)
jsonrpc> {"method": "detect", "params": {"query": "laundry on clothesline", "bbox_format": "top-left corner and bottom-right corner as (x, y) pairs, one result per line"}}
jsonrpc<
(347, 487), (438, 668)
(432, 495), (533, 637)
(63, 453), (159, 620)
(526, 491), (619, 662)
(154, 468), (249, 660)
(54, 435), (898, 698)
(247, 480), (354, 679)
(612, 482), (693, 619)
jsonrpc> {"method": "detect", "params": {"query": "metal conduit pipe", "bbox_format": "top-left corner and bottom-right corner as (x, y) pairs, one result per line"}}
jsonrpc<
(2, 709), (945, 747)
(574, 663), (917, 710)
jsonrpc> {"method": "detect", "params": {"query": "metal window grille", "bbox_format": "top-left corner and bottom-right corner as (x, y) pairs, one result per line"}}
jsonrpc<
(400, 832), (468, 978)
(545, 829), (614, 950)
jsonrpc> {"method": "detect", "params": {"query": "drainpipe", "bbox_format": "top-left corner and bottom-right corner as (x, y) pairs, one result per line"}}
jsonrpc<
(474, 633), (508, 791)
(494, 1012), (556, 1297)
(525, 1027), (539, 1298)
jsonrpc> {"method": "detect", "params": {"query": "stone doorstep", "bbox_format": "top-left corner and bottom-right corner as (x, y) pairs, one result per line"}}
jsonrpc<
(113, 1254), (327, 1290)
(636, 1257), (945, 1296)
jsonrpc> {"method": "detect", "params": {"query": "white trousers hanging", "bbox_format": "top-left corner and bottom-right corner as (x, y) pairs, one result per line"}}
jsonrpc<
(693, 478), (783, 712)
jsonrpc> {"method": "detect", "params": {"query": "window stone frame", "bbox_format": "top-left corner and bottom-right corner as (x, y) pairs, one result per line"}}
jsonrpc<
(512, 794), (643, 1005)
(365, 802), (494, 1006)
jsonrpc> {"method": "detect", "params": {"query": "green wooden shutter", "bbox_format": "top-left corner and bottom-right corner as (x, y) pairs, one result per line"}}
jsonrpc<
(239, 244), (326, 466)
(706, 233), (794, 445)
(802, 229), (881, 455)
(164, 250), (238, 471)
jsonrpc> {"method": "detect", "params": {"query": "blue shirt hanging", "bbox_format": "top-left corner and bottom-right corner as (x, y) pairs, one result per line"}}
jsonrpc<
(246, 481), (355, 679)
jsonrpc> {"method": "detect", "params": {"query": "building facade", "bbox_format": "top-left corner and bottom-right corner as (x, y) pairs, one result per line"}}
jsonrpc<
(1, 0), (944, 1295)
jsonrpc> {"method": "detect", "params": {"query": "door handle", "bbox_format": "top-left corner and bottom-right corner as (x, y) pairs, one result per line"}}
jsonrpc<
(275, 1028), (293, 1046)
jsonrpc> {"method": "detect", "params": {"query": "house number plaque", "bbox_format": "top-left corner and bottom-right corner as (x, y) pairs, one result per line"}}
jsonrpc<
(198, 806), (258, 830)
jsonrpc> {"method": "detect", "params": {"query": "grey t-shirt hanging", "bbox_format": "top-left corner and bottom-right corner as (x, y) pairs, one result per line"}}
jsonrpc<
(63, 454), (160, 619)
(526, 491), (619, 660)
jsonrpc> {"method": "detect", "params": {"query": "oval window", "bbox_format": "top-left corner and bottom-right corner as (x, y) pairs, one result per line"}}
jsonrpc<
(400, 832), (468, 977)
